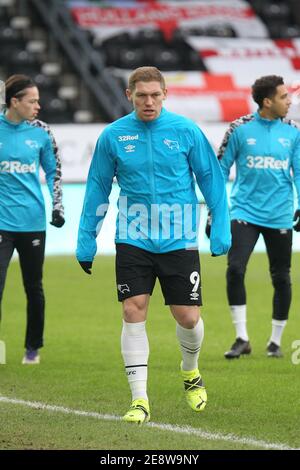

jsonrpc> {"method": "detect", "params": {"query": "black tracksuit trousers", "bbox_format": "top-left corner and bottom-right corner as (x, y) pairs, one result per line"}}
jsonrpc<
(0, 230), (46, 350)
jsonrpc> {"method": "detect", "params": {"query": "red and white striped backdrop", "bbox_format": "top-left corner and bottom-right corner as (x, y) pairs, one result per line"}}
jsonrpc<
(69, 0), (300, 122)
(71, 0), (268, 42)
(114, 69), (300, 122)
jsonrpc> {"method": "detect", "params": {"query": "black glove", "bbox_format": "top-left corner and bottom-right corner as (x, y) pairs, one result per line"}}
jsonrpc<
(78, 261), (93, 275)
(205, 212), (212, 239)
(50, 210), (65, 228)
(293, 209), (300, 232)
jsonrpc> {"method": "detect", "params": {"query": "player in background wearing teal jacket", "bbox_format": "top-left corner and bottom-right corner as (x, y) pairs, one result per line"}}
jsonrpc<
(213, 75), (300, 359)
(77, 67), (231, 424)
(0, 75), (65, 364)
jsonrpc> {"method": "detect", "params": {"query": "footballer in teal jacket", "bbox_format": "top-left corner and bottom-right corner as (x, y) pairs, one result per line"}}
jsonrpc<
(77, 108), (231, 261)
(218, 112), (300, 228)
(0, 112), (64, 231)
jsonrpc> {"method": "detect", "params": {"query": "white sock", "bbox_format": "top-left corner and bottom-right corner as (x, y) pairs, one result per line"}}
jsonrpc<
(121, 320), (149, 401)
(230, 305), (248, 341)
(176, 317), (204, 371)
(269, 319), (287, 346)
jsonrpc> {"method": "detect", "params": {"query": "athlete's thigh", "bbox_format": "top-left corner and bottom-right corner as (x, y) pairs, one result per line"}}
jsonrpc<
(262, 227), (292, 271)
(0, 231), (15, 269)
(228, 220), (260, 269)
(115, 243), (156, 302)
(122, 294), (150, 322)
(0, 231), (15, 296)
(156, 248), (202, 306)
(15, 232), (46, 282)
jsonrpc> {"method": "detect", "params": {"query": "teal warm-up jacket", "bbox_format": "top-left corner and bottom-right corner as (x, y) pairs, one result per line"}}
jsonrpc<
(219, 112), (300, 229)
(0, 112), (63, 231)
(77, 108), (231, 261)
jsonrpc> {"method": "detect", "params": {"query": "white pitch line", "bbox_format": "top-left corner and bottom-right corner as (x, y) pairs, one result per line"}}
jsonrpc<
(0, 395), (297, 450)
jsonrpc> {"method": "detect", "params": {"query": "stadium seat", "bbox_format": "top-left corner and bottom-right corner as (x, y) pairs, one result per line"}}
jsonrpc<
(0, 0), (15, 6)
(0, 27), (23, 61)
(7, 49), (40, 76)
(101, 43), (120, 67)
(40, 97), (73, 123)
(10, 15), (30, 31)
(152, 48), (181, 71)
(118, 48), (144, 69)
(58, 85), (78, 101)
(205, 24), (236, 37)
(0, 5), (9, 26)
(134, 28), (165, 45)
(186, 49), (207, 71)
(176, 26), (205, 37)
(33, 72), (60, 93)
(41, 62), (62, 77)
(26, 39), (46, 57)
(278, 24), (300, 38)
(95, 31), (131, 48)
(260, 2), (290, 22)
(73, 109), (93, 123)
(289, 0), (300, 26)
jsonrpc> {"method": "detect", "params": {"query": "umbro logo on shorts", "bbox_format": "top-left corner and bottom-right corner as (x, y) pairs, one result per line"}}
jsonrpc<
(32, 239), (41, 247)
(190, 292), (199, 300)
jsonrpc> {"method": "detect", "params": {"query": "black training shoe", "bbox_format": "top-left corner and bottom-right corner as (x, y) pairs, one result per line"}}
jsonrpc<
(267, 341), (283, 358)
(224, 337), (251, 359)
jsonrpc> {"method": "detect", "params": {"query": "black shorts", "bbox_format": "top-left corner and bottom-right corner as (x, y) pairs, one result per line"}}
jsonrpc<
(115, 243), (202, 305)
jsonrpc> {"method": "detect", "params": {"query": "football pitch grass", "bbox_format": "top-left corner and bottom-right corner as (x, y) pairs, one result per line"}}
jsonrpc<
(0, 253), (300, 450)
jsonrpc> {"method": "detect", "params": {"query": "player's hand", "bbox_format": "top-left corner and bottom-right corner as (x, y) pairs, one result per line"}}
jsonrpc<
(205, 212), (212, 239)
(210, 232), (231, 257)
(50, 210), (65, 228)
(78, 261), (93, 275)
(293, 209), (300, 232)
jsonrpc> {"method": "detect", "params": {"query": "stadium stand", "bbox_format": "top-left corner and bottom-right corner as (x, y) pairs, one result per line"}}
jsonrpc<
(248, 0), (300, 38)
(1, 0), (81, 122)
(1, 0), (300, 123)
(97, 24), (207, 72)
(67, 0), (300, 122)
(0, 0), (131, 122)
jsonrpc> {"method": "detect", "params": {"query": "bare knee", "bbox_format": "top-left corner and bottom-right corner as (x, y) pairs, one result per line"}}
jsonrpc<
(170, 305), (200, 329)
(122, 294), (149, 323)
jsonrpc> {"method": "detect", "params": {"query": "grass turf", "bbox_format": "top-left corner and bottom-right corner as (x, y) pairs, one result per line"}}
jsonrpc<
(0, 253), (300, 450)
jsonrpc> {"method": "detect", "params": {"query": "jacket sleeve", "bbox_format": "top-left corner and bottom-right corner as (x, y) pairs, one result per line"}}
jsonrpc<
(292, 131), (300, 210)
(189, 125), (231, 256)
(218, 123), (239, 182)
(76, 128), (115, 261)
(34, 120), (64, 216)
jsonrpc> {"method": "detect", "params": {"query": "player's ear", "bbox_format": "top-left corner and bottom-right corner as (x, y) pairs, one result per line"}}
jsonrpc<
(126, 89), (132, 102)
(10, 96), (19, 108)
(163, 88), (167, 100)
(263, 96), (272, 109)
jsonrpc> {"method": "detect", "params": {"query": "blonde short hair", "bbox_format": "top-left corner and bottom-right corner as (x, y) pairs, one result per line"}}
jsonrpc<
(128, 66), (166, 92)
